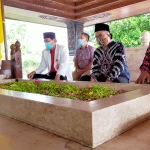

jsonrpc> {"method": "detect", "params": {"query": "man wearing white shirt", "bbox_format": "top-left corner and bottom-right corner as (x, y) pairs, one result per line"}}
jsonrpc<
(27, 32), (72, 81)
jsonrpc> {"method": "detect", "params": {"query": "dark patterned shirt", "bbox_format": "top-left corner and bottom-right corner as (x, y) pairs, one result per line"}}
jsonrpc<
(91, 41), (130, 81)
(140, 45), (150, 72)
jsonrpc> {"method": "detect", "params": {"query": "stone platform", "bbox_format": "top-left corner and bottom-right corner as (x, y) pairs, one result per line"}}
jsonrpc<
(0, 79), (150, 148)
(0, 114), (150, 150)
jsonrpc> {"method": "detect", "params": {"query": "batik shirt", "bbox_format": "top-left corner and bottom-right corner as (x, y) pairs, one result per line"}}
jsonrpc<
(74, 45), (95, 69)
(91, 41), (130, 81)
(140, 45), (150, 72)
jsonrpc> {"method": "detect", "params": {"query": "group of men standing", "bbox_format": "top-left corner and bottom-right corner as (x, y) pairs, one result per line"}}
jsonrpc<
(27, 23), (149, 84)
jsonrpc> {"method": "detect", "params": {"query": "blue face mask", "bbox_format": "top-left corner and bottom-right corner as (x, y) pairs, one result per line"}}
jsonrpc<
(45, 42), (53, 50)
(78, 39), (84, 46)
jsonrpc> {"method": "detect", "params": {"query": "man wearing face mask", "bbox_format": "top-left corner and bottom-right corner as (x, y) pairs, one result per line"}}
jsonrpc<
(72, 32), (95, 80)
(80, 23), (130, 83)
(27, 32), (73, 81)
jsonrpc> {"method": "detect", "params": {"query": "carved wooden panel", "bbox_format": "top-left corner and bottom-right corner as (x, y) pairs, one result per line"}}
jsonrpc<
(78, 12), (111, 23)
(67, 22), (83, 50)
(76, 23), (83, 39)
(4, 0), (147, 24)
(67, 24), (75, 50)
(39, 15), (73, 23)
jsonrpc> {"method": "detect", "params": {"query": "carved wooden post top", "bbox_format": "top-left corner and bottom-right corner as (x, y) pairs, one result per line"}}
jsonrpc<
(10, 44), (16, 56)
(15, 40), (21, 52)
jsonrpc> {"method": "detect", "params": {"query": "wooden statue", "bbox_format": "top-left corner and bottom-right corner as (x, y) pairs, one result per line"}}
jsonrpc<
(10, 40), (22, 78)
(10, 44), (16, 78)
(0, 41), (23, 79)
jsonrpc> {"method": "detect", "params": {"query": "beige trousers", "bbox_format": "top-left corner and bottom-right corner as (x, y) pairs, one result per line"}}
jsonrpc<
(72, 70), (91, 81)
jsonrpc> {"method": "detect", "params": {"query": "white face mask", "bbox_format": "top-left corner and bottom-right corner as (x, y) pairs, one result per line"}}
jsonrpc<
(97, 38), (106, 47)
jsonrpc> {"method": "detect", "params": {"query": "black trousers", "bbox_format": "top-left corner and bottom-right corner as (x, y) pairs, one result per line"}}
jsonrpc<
(33, 72), (67, 80)
(80, 74), (129, 83)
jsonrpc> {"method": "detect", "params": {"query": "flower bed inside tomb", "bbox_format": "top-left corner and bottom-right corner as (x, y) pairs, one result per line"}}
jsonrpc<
(0, 79), (150, 148)
(0, 80), (126, 101)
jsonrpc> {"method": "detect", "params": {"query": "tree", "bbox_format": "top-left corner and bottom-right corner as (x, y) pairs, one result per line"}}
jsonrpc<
(84, 13), (150, 48)
(6, 21), (31, 55)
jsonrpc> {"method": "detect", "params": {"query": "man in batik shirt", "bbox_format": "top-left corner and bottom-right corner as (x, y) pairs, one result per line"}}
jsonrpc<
(80, 23), (130, 83)
(136, 45), (150, 84)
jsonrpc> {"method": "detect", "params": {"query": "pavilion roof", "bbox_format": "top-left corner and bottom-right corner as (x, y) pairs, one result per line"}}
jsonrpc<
(4, 0), (150, 27)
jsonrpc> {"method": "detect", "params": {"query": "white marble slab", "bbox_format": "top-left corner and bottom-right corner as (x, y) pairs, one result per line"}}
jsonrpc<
(0, 79), (150, 148)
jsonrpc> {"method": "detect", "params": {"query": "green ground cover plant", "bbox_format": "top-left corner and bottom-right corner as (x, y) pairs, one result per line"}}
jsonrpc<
(0, 80), (125, 102)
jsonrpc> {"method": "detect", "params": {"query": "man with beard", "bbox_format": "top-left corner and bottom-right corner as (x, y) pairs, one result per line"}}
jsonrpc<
(80, 23), (130, 83)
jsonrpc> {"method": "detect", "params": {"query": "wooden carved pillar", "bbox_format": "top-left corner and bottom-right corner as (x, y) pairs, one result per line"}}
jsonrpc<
(0, 41), (22, 78)
(66, 21), (83, 56)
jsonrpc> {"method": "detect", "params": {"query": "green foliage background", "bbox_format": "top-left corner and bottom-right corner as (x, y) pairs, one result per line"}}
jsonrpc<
(84, 13), (150, 48)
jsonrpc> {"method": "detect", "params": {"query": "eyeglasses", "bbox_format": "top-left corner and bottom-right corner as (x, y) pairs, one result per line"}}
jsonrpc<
(95, 34), (106, 39)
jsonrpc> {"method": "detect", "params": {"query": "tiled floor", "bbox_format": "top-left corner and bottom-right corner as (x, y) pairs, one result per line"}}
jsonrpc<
(0, 114), (150, 150)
